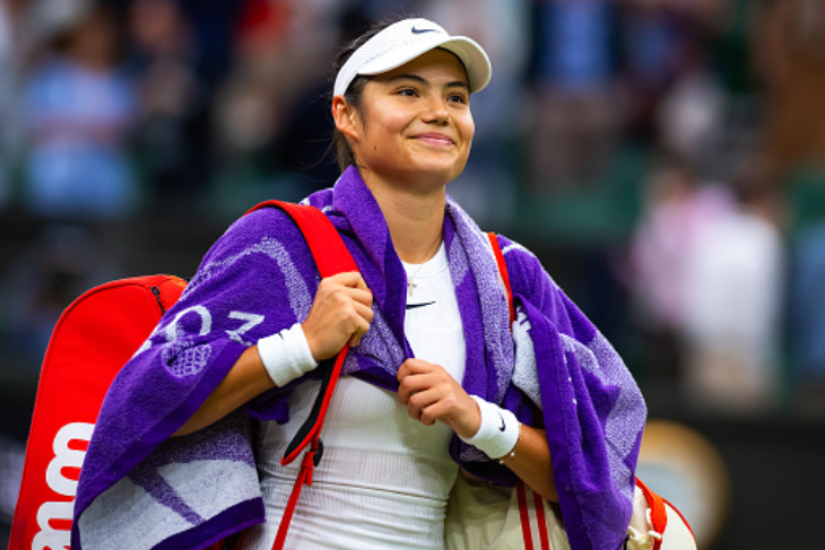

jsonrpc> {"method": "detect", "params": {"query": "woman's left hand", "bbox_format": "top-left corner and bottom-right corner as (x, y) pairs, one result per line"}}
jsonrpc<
(397, 358), (480, 439)
(398, 359), (558, 501)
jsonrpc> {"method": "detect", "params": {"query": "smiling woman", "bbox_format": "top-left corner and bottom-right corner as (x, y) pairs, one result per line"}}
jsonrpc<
(71, 16), (648, 550)
(333, 49), (475, 266)
(333, 50), (474, 195)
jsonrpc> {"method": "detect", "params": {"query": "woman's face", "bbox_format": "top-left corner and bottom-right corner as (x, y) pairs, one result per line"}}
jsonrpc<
(341, 48), (475, 191)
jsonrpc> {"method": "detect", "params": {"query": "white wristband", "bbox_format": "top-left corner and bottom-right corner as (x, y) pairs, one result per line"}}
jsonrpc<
(459, 395), (521, 461)
(257, 323), (318, 387)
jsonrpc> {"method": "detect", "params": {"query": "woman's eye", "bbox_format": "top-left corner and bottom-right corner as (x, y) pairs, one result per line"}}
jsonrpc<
(448, 94), (468, 104)
(397, 88), (418, 97)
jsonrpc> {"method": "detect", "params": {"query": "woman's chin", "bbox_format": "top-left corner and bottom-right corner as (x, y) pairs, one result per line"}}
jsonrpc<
(405, 154), (467, 184)
(365, 160), (463, 190)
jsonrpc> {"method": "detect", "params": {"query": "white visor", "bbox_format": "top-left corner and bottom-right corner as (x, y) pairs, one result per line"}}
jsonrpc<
(333, 18), (492, 98)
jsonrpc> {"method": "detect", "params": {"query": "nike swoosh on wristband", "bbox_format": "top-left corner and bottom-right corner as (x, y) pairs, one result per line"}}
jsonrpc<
(411, 26), (439, 34)
(406, 301), (436, 310)
(498, 412), (506, 431)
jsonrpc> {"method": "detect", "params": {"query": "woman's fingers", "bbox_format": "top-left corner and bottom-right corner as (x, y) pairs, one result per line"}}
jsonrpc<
(397, 359), (440, 403)
(397, 371), (432, 405)
(327, 270), (372, 302)
(396, 358), (433, 383)
(329, 270), (368, 289)
(348, 301), (373, 347)
(397, 359), (476, 431)
(406, 389), (444, 426)
(348, 287), (374, 307)
(302, 272), (373, 360)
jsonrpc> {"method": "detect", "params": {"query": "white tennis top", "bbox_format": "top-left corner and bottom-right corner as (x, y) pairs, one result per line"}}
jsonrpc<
(242, 243), (466, 549)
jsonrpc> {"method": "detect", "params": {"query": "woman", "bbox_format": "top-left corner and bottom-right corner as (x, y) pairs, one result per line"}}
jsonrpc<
(73, 17), (647, 550)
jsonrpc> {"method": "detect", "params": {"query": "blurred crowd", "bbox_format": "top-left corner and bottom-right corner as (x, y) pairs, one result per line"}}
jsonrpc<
(1, 0), (825, 423)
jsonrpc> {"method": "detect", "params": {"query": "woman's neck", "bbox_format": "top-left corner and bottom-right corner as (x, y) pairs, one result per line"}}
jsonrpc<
(361, 170), (446, 264)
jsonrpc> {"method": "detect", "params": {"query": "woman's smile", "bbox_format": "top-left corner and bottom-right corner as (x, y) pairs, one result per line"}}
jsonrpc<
(410, 132), (456, 148)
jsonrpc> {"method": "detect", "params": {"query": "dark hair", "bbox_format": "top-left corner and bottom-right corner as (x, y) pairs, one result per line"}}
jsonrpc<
(330, 17), (410, 172)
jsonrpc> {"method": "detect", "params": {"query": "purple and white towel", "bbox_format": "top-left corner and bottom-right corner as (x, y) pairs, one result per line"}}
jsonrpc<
(73, 166), (646, 550)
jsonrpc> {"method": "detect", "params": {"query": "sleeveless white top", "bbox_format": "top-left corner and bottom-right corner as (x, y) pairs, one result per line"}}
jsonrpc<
(242, 243), (466, 549)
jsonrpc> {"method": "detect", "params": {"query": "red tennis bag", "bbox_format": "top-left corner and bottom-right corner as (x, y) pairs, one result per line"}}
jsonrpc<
(9, 201), (357, 550)
(9, 274), (187, 550)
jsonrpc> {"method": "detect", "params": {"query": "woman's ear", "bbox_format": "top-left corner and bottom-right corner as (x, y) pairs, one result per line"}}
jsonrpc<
(332, 96), (360, 142)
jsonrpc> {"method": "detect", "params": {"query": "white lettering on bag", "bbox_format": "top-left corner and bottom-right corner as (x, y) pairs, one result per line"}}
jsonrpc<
(32, 501), (73, 550)
(35, 422), (94, 550)
(45, 423), (93, 497)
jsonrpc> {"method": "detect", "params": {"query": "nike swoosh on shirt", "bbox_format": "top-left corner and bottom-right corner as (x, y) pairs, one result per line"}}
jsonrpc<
(406, 301), (436, 310)
(498, 412), (506, 431)
(411, 26), (439, 34)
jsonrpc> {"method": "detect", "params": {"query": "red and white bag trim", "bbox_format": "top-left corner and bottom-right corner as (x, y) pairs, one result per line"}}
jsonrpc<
(518, 483), (552, 550)
(628, 479), (697, 550)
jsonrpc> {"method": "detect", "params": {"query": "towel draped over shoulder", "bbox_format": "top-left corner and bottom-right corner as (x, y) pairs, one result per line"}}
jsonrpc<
(72, 166), (647, 550)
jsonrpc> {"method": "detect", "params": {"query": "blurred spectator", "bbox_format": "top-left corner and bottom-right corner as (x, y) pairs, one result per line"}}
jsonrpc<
(753, 0), (825, 178)
(0, 0), (13, 207)
(358, 0), (419, 21)
(177, 0), (254, 89)
(264, 0), (352, 189)
(0, 435), (24, 529)
(628, 153), (735, 383)
(20, 2), (139, 220)
(629, 152), (785, 415)
(619, 0), (726, 145)
(0, 0), (29, 209)
(214, 0), (295, 162)
(790, 221), (825, 416)
(208, 0), (355, 216)
(151, 0), (249, 201)
(655, 52), (726, 174)
(712, 0), (760, 96)
(0, 224), (122, 368)
(680, 158), (785, 414)
(787, 168), (825, 416)
(127, 0), (205, 201)
(525, 0), (622, 193)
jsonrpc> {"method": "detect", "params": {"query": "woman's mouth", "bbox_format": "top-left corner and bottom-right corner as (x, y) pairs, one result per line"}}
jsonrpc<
(412, 133), (454, 147)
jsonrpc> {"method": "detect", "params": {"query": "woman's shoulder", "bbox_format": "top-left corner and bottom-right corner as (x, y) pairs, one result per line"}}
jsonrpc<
(493, 234), (601, 335)
(201, 203), (316, 264)
(493, 234), (538, 263)
(492, 234), (544, 287)
(491, 233), (566, 313)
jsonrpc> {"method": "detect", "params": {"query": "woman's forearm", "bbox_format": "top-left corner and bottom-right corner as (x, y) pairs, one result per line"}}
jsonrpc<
(172, 272), (373, 437)
(172, 345), (275, 436)
(455, 395), (557, 501)
(499, 425), (558, 502)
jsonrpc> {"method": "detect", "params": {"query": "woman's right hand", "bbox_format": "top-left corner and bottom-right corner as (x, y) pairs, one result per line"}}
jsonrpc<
(302, 271), (373, 361)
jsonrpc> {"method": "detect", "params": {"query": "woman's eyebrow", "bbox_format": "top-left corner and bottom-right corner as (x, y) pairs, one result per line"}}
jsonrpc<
(385, 74), (469, 90)
(385, 74), (427, 85)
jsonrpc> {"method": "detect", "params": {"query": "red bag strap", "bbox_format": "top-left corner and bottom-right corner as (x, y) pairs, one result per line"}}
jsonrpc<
(487, 232), (515, 326)
(488, 233), (551, 550)
(245, 200), (358, 550)
(246, 200), (358, 278)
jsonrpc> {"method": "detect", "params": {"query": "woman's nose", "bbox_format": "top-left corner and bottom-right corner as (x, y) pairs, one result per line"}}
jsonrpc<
(422, 95), (449, 124)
